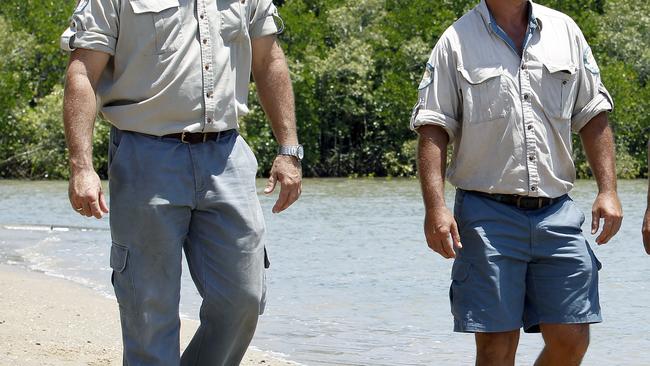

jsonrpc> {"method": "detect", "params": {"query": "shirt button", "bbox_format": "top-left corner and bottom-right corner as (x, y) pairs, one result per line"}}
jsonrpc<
(202, 39), (208, 44)
(204, 64), (210, 70)
(206, 92), (213, 98)
(529, 155), (535, 161)
(200, 14), (205, 19)
(527, 124), (533, 130)
(207, 118), (213, 123)
(523, 94), (529, 100)
(521, 64), (526, 70)
(562, 80), (567, 85)
(531, 186), (537, 191)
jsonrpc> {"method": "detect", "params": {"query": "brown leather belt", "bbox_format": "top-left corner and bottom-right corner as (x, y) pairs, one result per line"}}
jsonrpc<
(463, 190), (565, 210)
(161, 129), (236, 144)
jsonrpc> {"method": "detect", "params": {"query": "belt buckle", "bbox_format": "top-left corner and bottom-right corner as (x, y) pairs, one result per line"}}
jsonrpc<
(181, 131), (189, 143)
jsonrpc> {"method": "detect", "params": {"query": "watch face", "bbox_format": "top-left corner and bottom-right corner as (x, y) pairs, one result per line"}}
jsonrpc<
(297, 145), (304, 160)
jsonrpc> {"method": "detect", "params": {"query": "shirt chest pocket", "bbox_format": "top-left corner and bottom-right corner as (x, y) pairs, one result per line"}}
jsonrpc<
(541, 63), (578, 121)
(129, 0), (183, 55)
(457, 66), (509, 124)
(217, 0), (248, 43)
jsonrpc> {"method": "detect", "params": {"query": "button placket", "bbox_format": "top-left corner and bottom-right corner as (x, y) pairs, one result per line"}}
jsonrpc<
(197, 0), (215, 130)
(519, 55), (539, 196)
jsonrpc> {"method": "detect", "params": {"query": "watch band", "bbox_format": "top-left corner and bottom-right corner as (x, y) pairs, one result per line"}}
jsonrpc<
(278, 144), (304, 161)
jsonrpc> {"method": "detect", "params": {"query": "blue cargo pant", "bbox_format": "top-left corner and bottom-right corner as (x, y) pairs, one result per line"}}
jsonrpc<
(107, 127), (266, 365)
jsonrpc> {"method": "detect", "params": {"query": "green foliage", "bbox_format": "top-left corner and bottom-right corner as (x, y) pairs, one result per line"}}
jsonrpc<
(1, 0), (650, 180)
(0, 85), (110, 179)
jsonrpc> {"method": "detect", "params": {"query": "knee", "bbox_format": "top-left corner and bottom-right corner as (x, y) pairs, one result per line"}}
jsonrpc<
(544, 324), (590, 356)
(476, 332), (519, 364)
(204, 286), (262, 321)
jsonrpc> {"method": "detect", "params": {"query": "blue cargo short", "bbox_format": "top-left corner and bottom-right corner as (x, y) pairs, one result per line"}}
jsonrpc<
(450, 189), (602, 333)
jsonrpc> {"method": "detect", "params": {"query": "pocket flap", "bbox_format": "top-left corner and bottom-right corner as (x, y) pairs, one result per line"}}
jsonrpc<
(110, 243), (129, 273)
(129, 0), (179, 14)
(451, 261), (471, 281)
(543, 63), (577, 79)
(457, 65), (502, 85)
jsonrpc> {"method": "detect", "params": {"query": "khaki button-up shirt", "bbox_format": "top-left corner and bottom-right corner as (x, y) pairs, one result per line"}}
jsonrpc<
(61, 0), (280, 135)
(411, 0), (613, 198)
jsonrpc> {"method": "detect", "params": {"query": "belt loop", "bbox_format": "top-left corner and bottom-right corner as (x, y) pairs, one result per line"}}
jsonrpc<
(203, 133), (207, 143)
(538, 198), (542, 209)
(181, 131), (188, 143)
(516, 196), (522, 208)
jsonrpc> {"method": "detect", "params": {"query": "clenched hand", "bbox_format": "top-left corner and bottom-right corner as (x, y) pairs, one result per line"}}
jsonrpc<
(424, 207), (462, 259)
(68, 168), (109, 219)
(591, 191), (622, 245)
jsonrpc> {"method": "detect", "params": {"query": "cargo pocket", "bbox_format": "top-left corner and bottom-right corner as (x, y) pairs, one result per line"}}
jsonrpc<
(586, 244), (603, 271)
(129, 0), (183, 54)
(218, 0), (248, 43)
(110, 242), (134, 309)
(541, 62), (578, 121)
(457, 65), (508, 124)
(259, 247), (269, 315)
(449, 261), (471, 304)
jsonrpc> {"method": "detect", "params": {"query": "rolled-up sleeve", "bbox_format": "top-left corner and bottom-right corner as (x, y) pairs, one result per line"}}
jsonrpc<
(60, 0), (119, 55)
(249, 0), (282, 39)
(410, 37), (461, 142)
(570, 29), (613, 132)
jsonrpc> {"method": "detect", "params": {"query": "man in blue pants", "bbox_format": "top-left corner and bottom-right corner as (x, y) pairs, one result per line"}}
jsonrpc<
(412, 0), (622, 364)
(61, 0), (303, 364)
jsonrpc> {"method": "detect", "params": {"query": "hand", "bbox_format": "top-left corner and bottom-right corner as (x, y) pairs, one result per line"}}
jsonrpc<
(642, 208), (650, 254)
(68, 168), (109, 219)
(424, 207), (462, 259)
(264, 155), (302, 213)
(591, 191), (622, 244)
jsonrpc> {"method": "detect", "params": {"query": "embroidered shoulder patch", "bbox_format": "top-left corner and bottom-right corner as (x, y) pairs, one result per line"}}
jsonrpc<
(418, 63), (435, 90)
(583, 46), (600, 74)
(74, 0), (89, 13)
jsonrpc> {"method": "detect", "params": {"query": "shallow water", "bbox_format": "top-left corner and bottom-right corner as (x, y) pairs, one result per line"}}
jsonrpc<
(0, 179), (648, 365)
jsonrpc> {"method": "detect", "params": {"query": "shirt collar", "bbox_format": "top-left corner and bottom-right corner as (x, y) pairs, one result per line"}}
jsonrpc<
(477, 0), (542, 33)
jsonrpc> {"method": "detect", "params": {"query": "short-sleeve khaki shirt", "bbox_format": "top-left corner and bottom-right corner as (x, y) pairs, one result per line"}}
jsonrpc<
(411, 0), (613, 198)
(61, 0), (281, 135)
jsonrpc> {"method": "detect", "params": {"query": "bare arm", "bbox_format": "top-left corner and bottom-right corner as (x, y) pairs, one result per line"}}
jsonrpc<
(417, 125), (461, 258)
(579, 112), (622, 244)
(643, 140), (650, 254)
(251, 35), (301, 213)
(63, 48), (110, 218)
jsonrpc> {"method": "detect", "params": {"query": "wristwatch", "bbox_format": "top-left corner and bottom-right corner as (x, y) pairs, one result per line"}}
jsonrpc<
(278, 144), (304, 161)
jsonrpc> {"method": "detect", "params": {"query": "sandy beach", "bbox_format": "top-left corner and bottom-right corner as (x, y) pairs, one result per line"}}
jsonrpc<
(0, 264), (296, 366)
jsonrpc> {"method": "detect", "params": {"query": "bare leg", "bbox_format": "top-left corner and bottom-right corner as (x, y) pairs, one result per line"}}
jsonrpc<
(475, 330), (520, 366)
(535, 324), (590, 366)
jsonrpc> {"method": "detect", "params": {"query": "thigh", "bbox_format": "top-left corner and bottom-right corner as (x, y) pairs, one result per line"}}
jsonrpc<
(108, 128), (193, 311)
(184, 133), (266, 308)
(451, 191), (531, 333)
(525, 198), (602, 332)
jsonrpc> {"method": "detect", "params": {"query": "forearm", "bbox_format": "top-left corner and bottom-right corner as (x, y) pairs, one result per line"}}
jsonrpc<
(63, 65), (99, 172)
(417, 125), (449, 210)
(252, 40), (298, 145)
(579, 112), (616, 194)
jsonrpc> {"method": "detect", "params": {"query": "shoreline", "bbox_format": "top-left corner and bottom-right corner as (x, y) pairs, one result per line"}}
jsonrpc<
(0, 263), (297, 366)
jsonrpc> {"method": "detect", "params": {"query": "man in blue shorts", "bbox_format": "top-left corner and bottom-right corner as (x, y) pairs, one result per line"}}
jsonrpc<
(411, 0), (622, 364)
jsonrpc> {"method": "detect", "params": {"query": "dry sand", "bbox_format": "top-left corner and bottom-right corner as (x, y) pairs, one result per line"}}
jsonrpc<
(0, 264), (296, 366)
